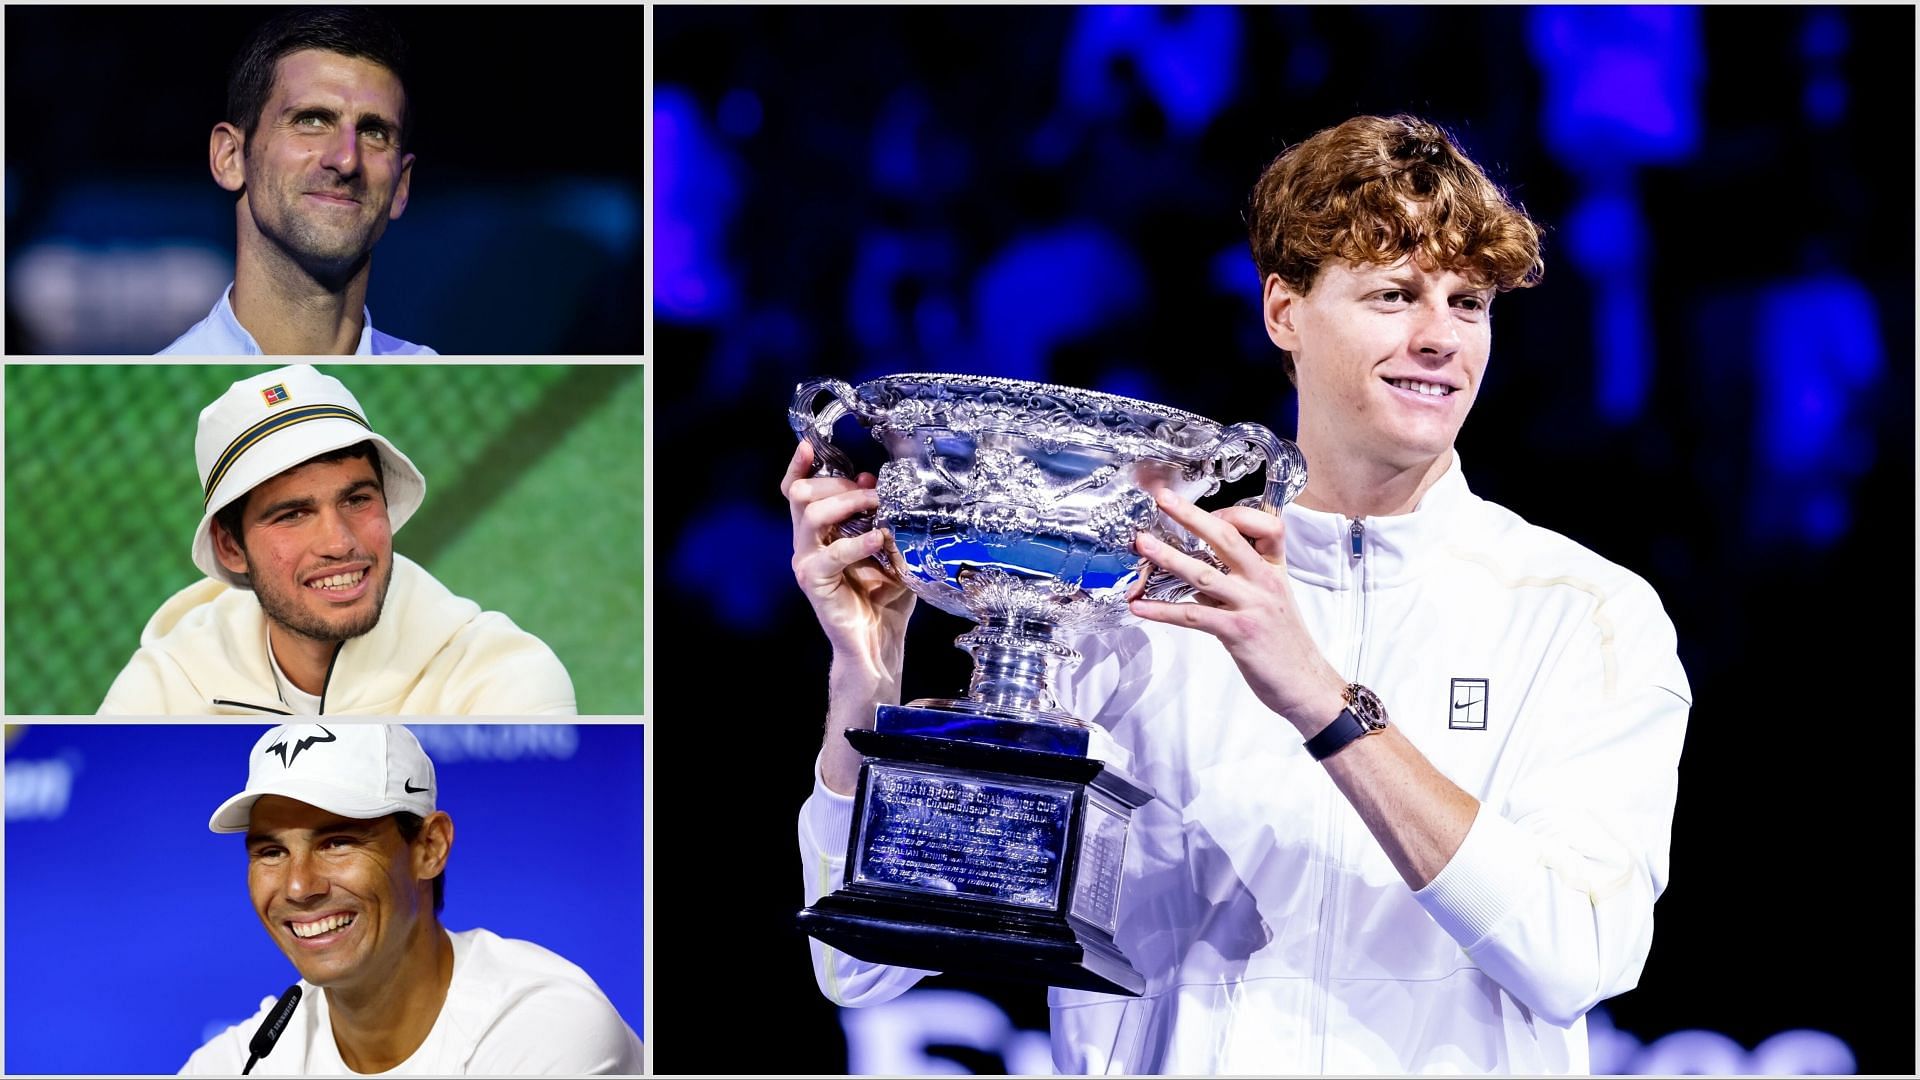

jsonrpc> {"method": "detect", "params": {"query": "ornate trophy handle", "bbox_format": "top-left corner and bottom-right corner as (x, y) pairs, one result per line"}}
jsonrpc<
(1142, 422), (1308, 602)
(789, 377), (863, 480)
(789, 377), (891, 564)
(1217, 422), (1309, 515)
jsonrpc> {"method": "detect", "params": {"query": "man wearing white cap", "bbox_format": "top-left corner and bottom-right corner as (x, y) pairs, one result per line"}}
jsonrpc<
(183, 723), (643, 1074)
(99, 365), (575, 714)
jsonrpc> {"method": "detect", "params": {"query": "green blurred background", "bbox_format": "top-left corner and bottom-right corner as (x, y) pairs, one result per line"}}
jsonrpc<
(5, 364), (643, 715)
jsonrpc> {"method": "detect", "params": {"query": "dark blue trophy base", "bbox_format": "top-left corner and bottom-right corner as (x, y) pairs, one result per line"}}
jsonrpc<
(797, 704), (1154, 997)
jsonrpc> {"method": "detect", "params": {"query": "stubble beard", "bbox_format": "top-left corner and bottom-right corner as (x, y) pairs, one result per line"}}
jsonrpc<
(251, 558), (393, 645)
(254, 165), (385, 284)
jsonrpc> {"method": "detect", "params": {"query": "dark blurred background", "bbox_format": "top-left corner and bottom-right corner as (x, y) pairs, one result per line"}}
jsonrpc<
(5, 5), (643, 354)
(653, 5), (1914, 1074)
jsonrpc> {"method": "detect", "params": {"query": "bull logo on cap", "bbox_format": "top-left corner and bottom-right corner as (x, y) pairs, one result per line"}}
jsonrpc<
(264, 726), (337, 768)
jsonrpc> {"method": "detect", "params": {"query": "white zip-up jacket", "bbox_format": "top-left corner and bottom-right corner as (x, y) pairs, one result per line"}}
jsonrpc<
(99, 554), (576, 715)
(798, 455), (1691, 1073)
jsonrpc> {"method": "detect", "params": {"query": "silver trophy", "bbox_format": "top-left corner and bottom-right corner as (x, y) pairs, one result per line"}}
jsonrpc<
(791, 373), (1306, 995)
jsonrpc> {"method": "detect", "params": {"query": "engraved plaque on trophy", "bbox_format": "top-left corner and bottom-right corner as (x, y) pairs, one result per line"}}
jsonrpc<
(791, 374), (1306, 996)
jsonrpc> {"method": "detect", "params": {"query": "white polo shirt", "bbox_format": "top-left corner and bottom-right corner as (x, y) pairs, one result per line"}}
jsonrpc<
(159, 283), (437, 356)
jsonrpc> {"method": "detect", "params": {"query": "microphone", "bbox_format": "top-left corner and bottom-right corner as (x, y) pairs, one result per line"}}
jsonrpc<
(241, 984), (303, 1076)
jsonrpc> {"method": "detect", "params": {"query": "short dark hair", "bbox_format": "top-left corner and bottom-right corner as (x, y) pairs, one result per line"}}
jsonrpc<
(392, 811), (446, 914)
(227, 7), (412, 147)
(212, 439), (386, 562)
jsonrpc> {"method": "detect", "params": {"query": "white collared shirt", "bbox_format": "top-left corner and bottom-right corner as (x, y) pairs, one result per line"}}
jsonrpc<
(158, 283), (437, 356)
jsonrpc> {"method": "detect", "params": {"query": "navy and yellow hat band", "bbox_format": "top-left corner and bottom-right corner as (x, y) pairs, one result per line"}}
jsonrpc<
(202, 404), (370, 508)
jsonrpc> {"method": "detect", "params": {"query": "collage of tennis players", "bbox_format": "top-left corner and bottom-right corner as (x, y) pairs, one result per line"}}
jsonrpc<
(6, 3), (1918, 1080)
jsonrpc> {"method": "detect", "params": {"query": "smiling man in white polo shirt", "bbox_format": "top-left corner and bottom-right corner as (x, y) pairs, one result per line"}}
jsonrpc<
(160, 8), (435, 355)
(99, 365), (574, 715)
(183, 723), (642, 1074)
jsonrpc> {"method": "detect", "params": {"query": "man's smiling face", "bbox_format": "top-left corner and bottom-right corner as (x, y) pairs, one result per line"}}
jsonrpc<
(1270, 256), (1495, 471)
(245, 796), (429, 991)
(239, 49), (413, 282)
(213, 452), (394, 644)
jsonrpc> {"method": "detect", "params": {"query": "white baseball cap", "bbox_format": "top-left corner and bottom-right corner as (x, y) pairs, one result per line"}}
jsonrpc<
(209, 724), (437, 834)
(194, 365), (427, 588)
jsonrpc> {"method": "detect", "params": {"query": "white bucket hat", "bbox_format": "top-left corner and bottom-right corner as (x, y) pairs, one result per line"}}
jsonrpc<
(193, 365), (426, 588)
(209, 724), (437, 833)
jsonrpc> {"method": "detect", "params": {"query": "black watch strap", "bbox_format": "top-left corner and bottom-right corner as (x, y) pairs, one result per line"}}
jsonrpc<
(1304, 684), (1389, 762)
(1304, 708), (1369, 762)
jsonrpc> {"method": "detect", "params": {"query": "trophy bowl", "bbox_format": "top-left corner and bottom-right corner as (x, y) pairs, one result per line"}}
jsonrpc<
(792, 373), (1307, 717)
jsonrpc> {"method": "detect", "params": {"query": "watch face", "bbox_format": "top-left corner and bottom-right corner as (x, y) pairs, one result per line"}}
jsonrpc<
(1346, 684), (1389, 730)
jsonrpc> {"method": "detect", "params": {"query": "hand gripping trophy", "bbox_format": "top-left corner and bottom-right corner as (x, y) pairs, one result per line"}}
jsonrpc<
(791, 373), (1306, 995)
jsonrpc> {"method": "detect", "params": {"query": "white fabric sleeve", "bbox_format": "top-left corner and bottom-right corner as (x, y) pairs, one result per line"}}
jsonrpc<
(465, 980), (644, 1074)
(798, 751), (938, 1007)
(98, 651), (169, 715)
(1414, 576), (1692, 1026)
(458, 616), (579, 715)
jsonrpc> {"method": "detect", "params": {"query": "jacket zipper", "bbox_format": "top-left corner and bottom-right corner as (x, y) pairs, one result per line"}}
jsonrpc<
(1313, 516), (1367, 1070)
(317, 644), (341, 715)
(210, 698), (293, 715)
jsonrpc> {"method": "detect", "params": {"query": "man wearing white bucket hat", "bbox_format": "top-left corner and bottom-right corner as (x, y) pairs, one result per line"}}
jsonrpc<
(182, 723), (643, 1074)
(99, 365), (575, 714)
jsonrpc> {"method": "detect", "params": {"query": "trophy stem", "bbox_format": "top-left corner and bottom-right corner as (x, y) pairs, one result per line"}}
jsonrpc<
(956, 621), (1081, 715)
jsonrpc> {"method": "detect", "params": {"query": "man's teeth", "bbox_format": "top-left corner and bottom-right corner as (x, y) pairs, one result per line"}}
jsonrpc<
(291, 913), (356, 938)
(1389, 378), (1453, 397)
(307, 570), (366, 591)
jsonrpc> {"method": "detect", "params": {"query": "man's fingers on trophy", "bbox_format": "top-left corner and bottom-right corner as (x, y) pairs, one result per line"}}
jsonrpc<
(1129, 595), (1227, 634)
(789, 480), (849, 546)
(801, 486), (879, 534)
(1134, 530), (1212, 594)
(817, 528), (888, 573)
(1216, 506), (1287, 567)
(1152, 486), (1198, 519)
(787, 474), (829, 507)
(853, 527), (891, 561)
(877, 527), (906, 565)
(1132, 528), (1177, 569)
(1154, 489), (1237, 556)
(782, 443), (817, 523)
(1126, 595), (1167, 622)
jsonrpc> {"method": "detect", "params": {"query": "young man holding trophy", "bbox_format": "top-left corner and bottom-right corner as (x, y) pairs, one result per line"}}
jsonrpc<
(783, 114), (1691, 1073)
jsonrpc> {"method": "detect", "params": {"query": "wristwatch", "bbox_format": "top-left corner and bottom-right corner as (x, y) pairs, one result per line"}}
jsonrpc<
(1303, 683), (1390, 761)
